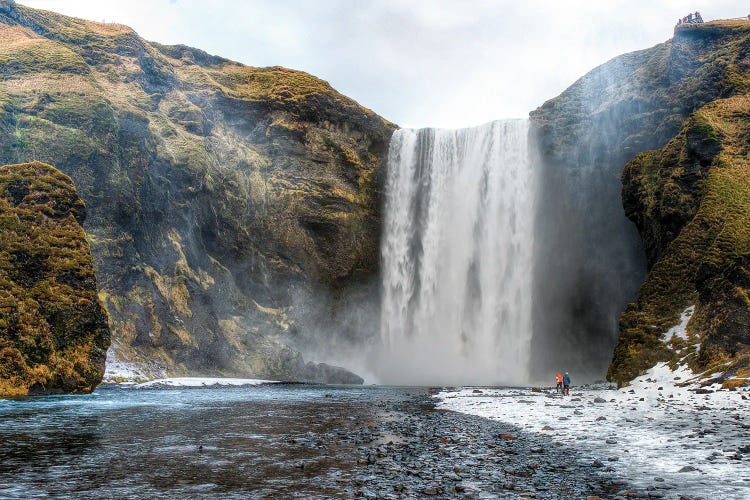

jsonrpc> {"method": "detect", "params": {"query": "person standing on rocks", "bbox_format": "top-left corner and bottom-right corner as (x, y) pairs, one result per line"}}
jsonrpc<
(555, 372), (563, 393)
(562, 372), (571, 396)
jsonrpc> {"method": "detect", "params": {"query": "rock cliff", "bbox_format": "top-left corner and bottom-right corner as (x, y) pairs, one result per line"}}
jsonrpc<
(532, 20), (750, 385)
(0, 161), (109, 397)
(0, 3), (395, 382)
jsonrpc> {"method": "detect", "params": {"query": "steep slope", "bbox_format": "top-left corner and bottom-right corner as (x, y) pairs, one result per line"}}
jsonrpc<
(530, 20), (750, 383)
(611, 91), (750, 385)
(0, 1), (395, 381)
(0, 161), (109, 397)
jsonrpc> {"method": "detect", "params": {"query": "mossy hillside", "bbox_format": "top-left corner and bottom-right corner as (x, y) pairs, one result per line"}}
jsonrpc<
(609, 94), (750, 385)
(532, 20), (750, 168)
(0, 161), (109, 397)
(0, 4), (395, 381)
(530, 19), (750, 384)
(0, 25), (88, 76)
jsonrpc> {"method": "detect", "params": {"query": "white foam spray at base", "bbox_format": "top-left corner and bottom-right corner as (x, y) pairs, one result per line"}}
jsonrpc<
(377, 120), (536, 386)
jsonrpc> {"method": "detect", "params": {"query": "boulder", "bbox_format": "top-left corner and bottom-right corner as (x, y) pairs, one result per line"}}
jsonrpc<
(0, 162), (110, 397)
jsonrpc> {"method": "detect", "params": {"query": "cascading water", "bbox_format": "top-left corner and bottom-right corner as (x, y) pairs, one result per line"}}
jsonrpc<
(378, 120), (536, 386)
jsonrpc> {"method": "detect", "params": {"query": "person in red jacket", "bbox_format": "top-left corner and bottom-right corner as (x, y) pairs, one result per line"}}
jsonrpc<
(555, 372), (563, 393)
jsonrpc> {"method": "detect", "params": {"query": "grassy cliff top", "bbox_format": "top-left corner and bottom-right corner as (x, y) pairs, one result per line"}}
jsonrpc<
(1, 3), (394, 129)
(531, 19), (750, 166)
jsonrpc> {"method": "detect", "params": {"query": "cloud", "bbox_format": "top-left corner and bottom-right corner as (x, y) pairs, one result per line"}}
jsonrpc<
(20, 0), (750, 127)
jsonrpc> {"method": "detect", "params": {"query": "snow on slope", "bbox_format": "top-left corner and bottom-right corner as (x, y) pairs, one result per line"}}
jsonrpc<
(662, 305), (695, 341)
(437, 364), (750, 499)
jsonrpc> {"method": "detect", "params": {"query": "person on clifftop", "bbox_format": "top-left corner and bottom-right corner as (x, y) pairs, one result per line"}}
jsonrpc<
(562, 372), (571, 396)
(555, 372), (563, 393)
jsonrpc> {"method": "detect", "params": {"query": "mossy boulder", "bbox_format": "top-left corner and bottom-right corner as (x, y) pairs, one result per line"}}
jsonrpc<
(0, 161), (109, 397)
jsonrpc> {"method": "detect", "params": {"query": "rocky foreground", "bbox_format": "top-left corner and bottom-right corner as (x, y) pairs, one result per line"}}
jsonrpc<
(438, 377), (750, 499)
(7, 381), (746, 498)
(348, 392), (626, 499)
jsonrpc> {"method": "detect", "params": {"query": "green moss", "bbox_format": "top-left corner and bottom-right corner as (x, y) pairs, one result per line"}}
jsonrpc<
(609, 94), (750, 385)
(0, 161), (109, 397)
(0, 3), (396, 383)
(0, 36), (89, 75)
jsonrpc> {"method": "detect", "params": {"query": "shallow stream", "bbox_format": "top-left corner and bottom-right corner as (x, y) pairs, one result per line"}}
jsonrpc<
(0, 384), (624, 499)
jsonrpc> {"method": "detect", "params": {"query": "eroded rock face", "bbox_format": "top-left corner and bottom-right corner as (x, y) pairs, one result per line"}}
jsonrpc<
(0, 161), (109, 397)
(530, 20), (750, 384)
(0, 5), (395, 382)
(611, 93), (750, 384)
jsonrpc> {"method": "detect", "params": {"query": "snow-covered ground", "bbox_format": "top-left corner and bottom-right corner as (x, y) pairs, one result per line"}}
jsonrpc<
(102, 341), (167, 383)
(437, 363), (750, 499)
(102, 354), (154, 383)
(133, 377), (279, 388)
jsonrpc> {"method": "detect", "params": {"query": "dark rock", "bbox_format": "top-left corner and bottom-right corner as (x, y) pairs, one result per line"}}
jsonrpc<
(301, 362), (364, 385)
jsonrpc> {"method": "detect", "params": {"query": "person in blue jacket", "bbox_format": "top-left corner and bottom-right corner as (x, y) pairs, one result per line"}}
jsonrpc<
(562, 372), (571, 396)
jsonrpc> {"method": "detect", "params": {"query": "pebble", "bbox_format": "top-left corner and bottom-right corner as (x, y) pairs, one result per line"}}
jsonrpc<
(346, 393), (631, 499)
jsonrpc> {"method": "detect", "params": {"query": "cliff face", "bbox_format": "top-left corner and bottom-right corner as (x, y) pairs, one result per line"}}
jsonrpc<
(613, 92), (750, 385)
(0, 4), (395, 381)
(532, 20), (750, 385)
(0, 161), (109, 397)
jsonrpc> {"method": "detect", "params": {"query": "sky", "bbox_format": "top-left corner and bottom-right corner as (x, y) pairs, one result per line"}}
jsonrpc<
(20, 0), (750, 128)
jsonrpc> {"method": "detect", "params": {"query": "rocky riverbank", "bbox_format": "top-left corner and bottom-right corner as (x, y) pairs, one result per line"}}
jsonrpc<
(347, 390), (627, 499)
(1, 384), (634, 499)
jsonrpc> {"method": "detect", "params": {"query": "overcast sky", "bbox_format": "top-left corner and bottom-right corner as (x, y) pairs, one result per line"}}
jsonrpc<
(21, 0), (750, 128)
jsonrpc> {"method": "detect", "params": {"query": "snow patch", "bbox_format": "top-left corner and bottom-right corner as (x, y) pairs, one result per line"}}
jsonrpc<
(662, 305), (695, 342)
(436, 361), (750, 499)
(103, 344), (161, 383)
(134, 377), (279, 388)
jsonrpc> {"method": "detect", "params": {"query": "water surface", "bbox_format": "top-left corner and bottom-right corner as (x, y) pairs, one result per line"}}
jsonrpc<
(0, 384), (415, 499)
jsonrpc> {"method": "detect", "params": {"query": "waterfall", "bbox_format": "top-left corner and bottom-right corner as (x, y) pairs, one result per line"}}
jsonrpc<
(379, 120), (536, 385)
